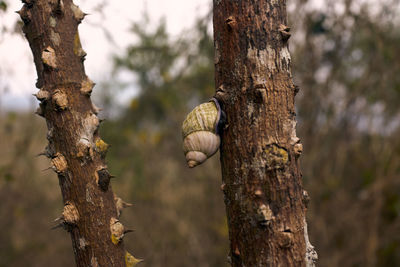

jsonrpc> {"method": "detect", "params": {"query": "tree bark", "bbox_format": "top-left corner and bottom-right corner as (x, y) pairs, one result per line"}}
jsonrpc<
(213, 1), (317, 266)
(18, 1), (135, 266)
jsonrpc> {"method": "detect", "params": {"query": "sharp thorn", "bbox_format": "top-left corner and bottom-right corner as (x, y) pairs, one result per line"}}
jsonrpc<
(36, 151), (47, 157)
(54, 216), (63, 222)
(51, 223), (64, 230)
(42, 167), (53, 172)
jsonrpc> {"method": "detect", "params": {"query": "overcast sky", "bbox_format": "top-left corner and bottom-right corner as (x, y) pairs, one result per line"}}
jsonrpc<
(0, 0), (210, 111)
(0, 0), (377, 112)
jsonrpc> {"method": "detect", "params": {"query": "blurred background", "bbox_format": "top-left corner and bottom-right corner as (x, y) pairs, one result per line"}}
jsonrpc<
(1, 0), (399, 266)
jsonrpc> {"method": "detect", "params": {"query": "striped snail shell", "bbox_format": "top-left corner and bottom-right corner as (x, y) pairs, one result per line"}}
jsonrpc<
(182, 98), (224, 168)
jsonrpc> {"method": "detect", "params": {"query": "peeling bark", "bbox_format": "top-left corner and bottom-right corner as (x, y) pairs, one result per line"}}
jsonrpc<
(18, 1), (134, 266)
(213, 1), (317, 266)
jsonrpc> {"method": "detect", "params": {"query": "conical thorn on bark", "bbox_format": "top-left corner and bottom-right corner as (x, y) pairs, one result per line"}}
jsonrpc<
(17, 5), (32, 24)
(80, 78), (95, 96)
(115, 195), (133, 217)
(62, 202), (79, 224)
(70, 3), (85, 22)
(279, 24), (291, 41)
(34, 89), (50, 102)
(110, 217), (125, 244)
(95, 168), (112, 191)
(41, 47), (57, 69)
(51, 153), (68, 173)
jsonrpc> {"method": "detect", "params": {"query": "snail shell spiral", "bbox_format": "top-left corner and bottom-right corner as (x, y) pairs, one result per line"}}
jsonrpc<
(182, 98), (222, 168)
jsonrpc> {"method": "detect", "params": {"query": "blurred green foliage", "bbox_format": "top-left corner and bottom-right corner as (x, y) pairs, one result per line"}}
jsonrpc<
(0, 1), (7, 12)
(1, 0), (400, 266)
(101, 13), (229, 267)
(292, 1), (400, 266)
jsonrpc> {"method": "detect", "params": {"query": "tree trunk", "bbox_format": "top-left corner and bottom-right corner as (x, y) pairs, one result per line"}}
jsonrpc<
(18, 1), (137, 266)
(213, 1), (317, 266)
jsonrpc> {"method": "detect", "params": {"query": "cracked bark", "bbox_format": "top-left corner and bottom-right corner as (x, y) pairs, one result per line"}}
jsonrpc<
(213, 1), (317, 266)
(18, 0), (133, 266)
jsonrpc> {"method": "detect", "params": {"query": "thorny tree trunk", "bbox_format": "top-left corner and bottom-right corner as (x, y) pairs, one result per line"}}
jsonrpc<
(18, 1), (137, 266)
(213, 1), (317, 266)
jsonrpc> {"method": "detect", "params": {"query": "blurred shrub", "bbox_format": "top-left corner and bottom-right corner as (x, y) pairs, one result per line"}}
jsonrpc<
(1, 0), (399, 266)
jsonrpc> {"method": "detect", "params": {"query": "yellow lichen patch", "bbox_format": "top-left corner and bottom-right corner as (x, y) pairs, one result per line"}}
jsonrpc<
(95, 139), (109, 155)
(125, 251), (143, 267)
(265, 144), (288, 170)
(111, 234), (120, 245)
(73, 32), (84, 56)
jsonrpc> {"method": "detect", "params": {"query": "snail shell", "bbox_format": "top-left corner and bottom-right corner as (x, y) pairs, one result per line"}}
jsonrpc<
(182, 98), (222, 168)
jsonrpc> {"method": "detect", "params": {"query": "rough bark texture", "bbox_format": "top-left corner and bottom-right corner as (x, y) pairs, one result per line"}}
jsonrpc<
(213, 1), (317, 266)
(18, 1), (133, 266)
